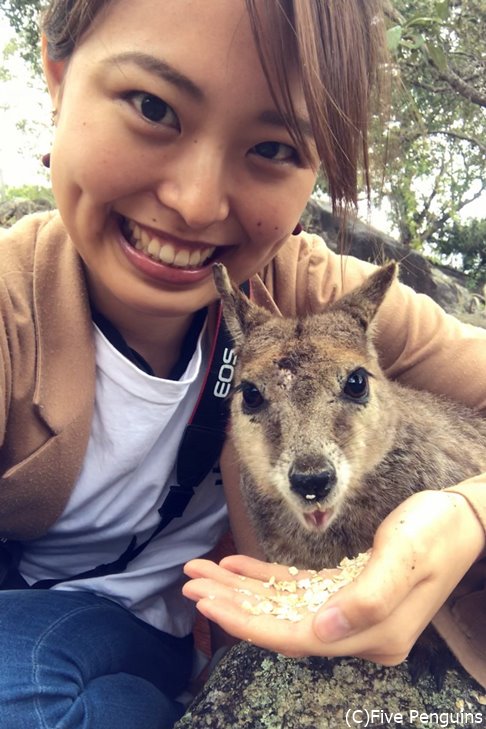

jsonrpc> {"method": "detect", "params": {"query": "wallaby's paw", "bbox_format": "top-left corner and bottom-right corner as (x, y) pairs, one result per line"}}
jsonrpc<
(407, 629), (455, 690)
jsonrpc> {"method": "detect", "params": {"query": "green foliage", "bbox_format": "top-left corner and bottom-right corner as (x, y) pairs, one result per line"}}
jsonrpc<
(4, 183), (54, 205)
(430, 218), (486, 287)
(0, 37), (18, 82)
(376, 0), (486, 255)
(0, 0), (43, 74)
(0, 185), (54, 228)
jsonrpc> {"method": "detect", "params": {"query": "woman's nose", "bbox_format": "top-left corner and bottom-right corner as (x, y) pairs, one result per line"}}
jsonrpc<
(154, 143), (230, 230)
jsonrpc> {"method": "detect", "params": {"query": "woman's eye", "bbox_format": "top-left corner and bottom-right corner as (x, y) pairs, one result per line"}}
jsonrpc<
(251, 141), (298, 163)
(127, 92), (179, 128)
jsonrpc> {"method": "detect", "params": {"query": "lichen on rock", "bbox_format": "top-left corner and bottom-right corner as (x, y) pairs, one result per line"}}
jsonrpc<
(175, 642), (486, 729)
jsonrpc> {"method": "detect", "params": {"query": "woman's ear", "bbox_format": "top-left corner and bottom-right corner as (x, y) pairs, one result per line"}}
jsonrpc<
(41, 33), (67, 109)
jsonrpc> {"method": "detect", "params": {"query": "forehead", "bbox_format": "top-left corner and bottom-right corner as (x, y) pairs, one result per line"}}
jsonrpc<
(238, 316), (370, 383)
(76, 0), (301, 101)
(91, 0), (249, 48)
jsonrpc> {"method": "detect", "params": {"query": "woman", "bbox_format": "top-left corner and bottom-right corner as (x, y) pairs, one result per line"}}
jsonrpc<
(0, 1), (485, 727)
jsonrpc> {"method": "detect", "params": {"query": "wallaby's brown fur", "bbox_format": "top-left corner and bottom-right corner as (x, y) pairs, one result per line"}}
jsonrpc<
(214, 262), (486, 571)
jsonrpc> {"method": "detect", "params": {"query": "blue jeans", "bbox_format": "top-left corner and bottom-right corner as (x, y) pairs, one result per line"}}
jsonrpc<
(0, 589), (193, 729)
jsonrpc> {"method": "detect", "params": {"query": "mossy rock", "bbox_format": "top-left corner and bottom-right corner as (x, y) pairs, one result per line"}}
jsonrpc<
(0, 198), (53, 227)
(176, 642), (486, 729)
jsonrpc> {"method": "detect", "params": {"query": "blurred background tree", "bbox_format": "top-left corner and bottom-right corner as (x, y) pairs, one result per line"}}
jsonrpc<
(1, 0), (485, 285)
(1, 0), (42, 74)
(378, 0), (485, 285)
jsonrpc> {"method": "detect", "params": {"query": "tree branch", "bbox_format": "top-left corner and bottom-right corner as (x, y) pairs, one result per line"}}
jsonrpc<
(429, 60), (486, 107)
(414, 174), (441, 229)
(422, 179), (486, 242)
(406, 130), (486, 156)
(410, 78), (453, 95)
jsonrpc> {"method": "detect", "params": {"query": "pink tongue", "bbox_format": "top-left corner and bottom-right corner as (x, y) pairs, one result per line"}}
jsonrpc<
(306, 510), (328, 528)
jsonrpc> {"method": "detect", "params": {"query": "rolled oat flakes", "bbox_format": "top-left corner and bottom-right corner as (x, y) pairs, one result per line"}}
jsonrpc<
(238, 552), (370, 622)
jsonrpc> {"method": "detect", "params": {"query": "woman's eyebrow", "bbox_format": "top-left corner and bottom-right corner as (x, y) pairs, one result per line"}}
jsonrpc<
(102, 51), (204, 101)
(258, 109), (314, 141)
(102, 51), (313, 139)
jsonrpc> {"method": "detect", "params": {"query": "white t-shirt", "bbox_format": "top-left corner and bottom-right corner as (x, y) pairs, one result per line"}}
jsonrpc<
(19, 322), (229, 637)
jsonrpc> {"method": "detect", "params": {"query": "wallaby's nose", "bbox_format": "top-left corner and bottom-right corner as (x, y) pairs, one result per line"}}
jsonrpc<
(289, 464), (336, 502)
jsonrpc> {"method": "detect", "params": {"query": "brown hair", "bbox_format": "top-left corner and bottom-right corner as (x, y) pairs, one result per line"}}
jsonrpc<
(42, 0), (386, 211)
(245, 0), (386, 211)
(42, 0), (112, 60)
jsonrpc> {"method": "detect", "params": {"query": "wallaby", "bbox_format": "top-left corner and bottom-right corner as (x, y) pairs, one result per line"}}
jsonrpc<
(213, 261), (486, 682)
(214, 261), (486, 567)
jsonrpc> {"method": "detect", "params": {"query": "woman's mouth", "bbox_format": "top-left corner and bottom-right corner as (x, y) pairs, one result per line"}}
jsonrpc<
(121, 217), (217, 270)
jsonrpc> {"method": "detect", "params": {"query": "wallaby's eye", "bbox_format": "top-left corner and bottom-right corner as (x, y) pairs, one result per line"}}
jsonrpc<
(241, 381), (265, 412)
(343, 368), (369, 402)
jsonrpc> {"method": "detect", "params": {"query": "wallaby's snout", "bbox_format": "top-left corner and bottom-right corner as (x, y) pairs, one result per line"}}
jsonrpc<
(289, 457), (336, 504)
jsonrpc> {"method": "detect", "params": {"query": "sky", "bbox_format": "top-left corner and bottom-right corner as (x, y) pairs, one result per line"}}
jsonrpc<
(0, 12), (483, 229)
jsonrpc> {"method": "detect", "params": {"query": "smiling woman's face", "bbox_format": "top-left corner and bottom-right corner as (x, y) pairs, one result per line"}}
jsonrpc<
(43, 0), (318, 325)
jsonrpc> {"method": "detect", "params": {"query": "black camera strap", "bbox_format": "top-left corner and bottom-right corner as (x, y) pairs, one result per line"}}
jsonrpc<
(30, 281), (249, 590)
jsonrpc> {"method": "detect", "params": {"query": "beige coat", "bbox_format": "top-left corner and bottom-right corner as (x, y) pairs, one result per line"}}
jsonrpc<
(1, 211), (486, 686)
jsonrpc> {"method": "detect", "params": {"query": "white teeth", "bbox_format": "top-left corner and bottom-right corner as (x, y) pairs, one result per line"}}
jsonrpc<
(200, 246), (215, 264)
(124, 218), (216, 269)
(174, 250), (190, 267)
(140, 229), (151, 247)
(159, 244), (175, 265)
(130, 222), (144, 249)
(147, 239), (160, 258)
(189, 250), (202, 267)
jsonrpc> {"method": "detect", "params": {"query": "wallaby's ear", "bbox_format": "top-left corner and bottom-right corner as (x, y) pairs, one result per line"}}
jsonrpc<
(332, 262), (397, 331)
(212, 263), (272, 344)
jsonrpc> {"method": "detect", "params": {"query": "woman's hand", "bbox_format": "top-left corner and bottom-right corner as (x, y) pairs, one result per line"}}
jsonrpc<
(183, 490), (485, 663)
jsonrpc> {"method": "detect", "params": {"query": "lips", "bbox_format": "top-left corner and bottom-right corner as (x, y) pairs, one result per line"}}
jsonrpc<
(122, 217), (216, 270)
